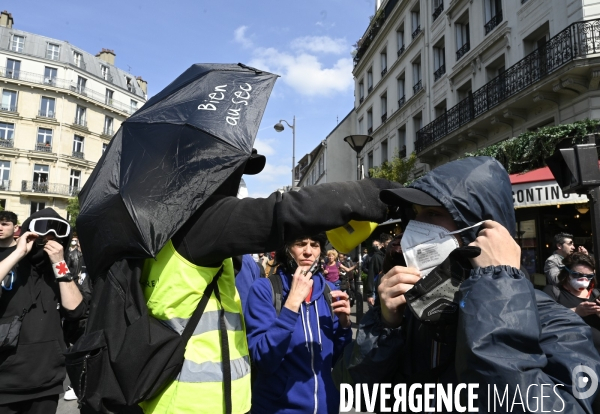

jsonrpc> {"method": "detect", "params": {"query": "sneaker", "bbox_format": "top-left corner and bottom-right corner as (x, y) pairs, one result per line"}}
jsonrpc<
(64, 386), (77, 401)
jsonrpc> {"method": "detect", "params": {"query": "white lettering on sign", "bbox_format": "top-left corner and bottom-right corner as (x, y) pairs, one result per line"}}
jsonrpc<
(197, 85), (228, 111)
(227, 83), (253, 125)
(512, 180), (588, 208)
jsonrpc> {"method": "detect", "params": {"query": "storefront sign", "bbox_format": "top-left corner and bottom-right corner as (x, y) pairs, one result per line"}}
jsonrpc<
(512, 180), (588, 208)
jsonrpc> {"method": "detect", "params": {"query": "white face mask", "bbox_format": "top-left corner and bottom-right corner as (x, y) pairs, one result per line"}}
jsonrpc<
(401, 220), (484, 277)
(568, 277), (590, 290)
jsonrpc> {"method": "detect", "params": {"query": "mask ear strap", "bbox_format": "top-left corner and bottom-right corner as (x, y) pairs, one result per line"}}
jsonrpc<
(445, 221), (485, 236)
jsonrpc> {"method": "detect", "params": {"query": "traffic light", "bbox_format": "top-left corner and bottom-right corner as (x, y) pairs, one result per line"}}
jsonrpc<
(545, 137), (600, 194)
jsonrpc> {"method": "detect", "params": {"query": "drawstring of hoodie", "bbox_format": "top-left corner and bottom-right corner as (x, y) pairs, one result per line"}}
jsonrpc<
(299, 301), (323, 352)
(314, 303), (322, 351)
(300, 302), (309, 351)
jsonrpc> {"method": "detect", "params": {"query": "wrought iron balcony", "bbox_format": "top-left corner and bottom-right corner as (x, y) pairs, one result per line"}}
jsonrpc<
(399, 148), (407, 158)
(381, 112), (388, 122)
(0, 139), (14, 148)
(72, 151), (84, 159)
(456, 41), (470, 60)
(434, 64), (446, 81)
(0, 180), (10, 191)
(484, 11), (503, 35)
(432, 4), (444, 21)
(397, 45), (405, 57)
(6, 70), (19, 80)
(0, 104), (16, 113)
(368, 85), (373, 94)
(412, 26), (422, 40)
(381, 67), (388, 77)
(352, 0), (400, 67)
(398, 95), (405, 108)
(413, 80), (423, 94)
(38, 109), (55, 118)
(367, 126), (373, 134)
(21, 180), (79, 197)
(35, 143), (52, 152)
(415, 18), (600, 154)
(73, 117), (87, 128)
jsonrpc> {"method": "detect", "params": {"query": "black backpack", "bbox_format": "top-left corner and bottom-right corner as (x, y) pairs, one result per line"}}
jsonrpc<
(64, 259), (229, 414)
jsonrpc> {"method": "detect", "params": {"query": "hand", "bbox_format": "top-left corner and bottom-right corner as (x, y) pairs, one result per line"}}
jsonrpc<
(468, 220), (521, 268)
(367, 297), (375, 306)
(323, 269), (329, 274)
(329, 290), (351, 328)
(284, 265), (314, 313)
(574, 301), (600, 317)
(378, 266), (421, 328)
(577, 246), (589, 255)
(15, 231), (37, 257)
(44, 240), (65, 264)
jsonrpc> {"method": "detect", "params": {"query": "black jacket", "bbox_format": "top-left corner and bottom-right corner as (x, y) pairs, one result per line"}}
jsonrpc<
(0, 209), (88, 404)
(333, 157), (600, 413)
(366, 248), (385, 297)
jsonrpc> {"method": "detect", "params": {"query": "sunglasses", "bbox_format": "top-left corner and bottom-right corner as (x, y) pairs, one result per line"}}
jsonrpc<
(564, 266), (595, 280)
(29, 218), (70, 238)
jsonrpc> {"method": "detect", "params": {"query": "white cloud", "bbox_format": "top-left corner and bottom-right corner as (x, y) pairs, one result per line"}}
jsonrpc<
(253, 137), (276, 156)
(234, 26), (253, 48)
(255, 162), (291, 182)
(290, 36), (348, 55)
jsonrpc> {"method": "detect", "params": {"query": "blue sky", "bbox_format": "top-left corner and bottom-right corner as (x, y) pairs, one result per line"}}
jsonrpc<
(8, 0), (375, 197)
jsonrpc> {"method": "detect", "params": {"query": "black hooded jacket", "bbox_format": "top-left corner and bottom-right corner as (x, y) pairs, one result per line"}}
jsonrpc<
(0, 208), (87, 404)
(333, 157), (600, 413)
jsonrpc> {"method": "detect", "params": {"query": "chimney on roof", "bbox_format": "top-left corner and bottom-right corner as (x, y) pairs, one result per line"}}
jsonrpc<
(96, 48), (115, 66)
(136, 76), (148, 95)
(0, 11), (13, 29)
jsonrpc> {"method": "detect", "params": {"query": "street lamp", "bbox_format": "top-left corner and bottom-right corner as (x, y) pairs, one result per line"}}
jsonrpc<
(274, 116), (296, 189)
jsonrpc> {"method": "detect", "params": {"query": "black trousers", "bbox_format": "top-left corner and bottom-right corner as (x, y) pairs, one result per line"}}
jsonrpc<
(0, 395), (58, 414)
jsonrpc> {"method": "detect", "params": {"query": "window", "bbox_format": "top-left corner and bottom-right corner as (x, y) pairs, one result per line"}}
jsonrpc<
(412, 11), (421, 38)
(46, 43), (60, 60)
(126, 77), (135, 93)
(413, 61), (422, 93)
(398, 127), (407, 157)
(73, 135), (84, 155)
(359, 80), (364, 103)
(37, 128), (53, 150)
(484, 0), (503, 35)
(367, 151), (374, 176)
(130, 100), (138, 113)
(381, 93), (388, 122)
(73, 51), (83, 68)
(75, 105), (86, 126)
(1, 90), (17, 112)
(39, 97), (55, 118)
(358, 117), (364, 134)
(0, 123), (14, 140)
(397, 76), (406, 107)
(101, 66), (109, 80)
(318, 155), (324, 176)
(30, 202), (45, 216)
(397, 27), (405, 55)
(367, 109), (373, 134)
(6, 59), (20, 80)
(0, 200), (6, 210)
(380, 49), (388, 76)
(33, 164), (49, 184)
(456, 21), (470, 60)
(433, 44), (446, 81)
(69, 169), (81, 192)
(44, 67), (57, 85)
(0, 161), (10, 189)
(10, 35), (24, 53)
(104, 116), (114, 135)
(77, 76), (87, 94)
(367, 69), (373, 93)
(381, 140), (388, 164)
(102, 143), (108, 154)
(105, 89), (114, 105)
(433, 0), (444, 21)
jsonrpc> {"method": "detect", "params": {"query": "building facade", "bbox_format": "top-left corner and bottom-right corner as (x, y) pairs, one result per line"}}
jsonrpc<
(0, 11), (146, 220)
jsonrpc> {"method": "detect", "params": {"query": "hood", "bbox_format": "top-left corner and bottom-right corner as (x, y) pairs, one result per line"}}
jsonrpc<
(409, 156), (516, 245)
(22, 208), (72, 251)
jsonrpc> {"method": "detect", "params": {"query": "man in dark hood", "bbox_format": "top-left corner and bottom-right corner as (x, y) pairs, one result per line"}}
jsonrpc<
(0, 208), (86, 414)
(333, 157), (600, 413)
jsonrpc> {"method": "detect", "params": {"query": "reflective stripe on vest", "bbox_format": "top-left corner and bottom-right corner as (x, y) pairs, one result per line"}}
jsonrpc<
(180, 355), (250, 383)
(161, 310), (243, 336)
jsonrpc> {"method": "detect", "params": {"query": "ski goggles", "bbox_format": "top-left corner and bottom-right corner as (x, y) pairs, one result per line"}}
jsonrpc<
(564, 266), (595, 280)
(28, 218), (70, 238)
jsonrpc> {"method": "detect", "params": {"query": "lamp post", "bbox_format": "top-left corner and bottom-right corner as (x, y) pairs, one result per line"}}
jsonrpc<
(274, 116), (296, 189)
(343, 134), (373, 325)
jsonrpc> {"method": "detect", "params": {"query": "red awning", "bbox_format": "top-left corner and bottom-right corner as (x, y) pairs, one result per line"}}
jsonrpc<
(509, 167), (555, 184)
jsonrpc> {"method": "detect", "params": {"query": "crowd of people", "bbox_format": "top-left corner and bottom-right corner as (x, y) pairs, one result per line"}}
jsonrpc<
(0, 155), (599, 414)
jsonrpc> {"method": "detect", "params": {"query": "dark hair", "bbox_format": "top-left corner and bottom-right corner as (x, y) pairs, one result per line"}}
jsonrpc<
(379, 233), (393, 243)
(558, 252), (596, 287)
(0, 211), (17, 225)
(553, 232), (573, 250)
(274, 233), (327, 273)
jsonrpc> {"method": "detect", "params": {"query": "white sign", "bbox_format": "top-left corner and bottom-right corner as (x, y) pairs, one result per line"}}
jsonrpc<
(512, 180), (588, 208)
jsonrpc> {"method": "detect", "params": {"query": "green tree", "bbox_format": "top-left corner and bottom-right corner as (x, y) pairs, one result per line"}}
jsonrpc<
(369, 151), (419, 185)
(66, 197), (79, 230)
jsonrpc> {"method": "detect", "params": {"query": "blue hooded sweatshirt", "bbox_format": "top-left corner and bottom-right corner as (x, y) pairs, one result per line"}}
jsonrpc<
(245, 268), (352, 414)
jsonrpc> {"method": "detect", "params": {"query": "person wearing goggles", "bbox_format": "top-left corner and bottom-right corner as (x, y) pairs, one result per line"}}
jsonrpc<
(0, 209), (86, 414)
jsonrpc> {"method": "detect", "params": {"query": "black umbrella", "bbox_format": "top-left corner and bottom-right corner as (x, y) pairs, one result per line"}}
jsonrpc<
(77, 63), (278, 275)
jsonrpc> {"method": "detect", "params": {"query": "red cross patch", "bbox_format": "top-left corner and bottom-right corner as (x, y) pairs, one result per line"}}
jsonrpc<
(55, 262), (69, 276)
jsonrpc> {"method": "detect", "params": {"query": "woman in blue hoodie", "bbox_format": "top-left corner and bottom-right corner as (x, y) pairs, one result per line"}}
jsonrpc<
(244, 234), (352, 414)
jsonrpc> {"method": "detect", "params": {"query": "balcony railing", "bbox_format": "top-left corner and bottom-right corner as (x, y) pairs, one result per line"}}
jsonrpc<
(456, 41), (470, 60)
(367, 126), (373, 134)
(397, 45), (405, 57)
(381, 112), (388, 122)
(103, 127), (114, 136)
(484, 11), (503, 35)
(432, 3), (444, 21)
(368, 85), (373, 93)
(0, 67), (138, 115)
(38, 110), (55, 118)
(353, 0), (400, 67)
(0, 180), (10, 191)
(0, 104), (16, 113)
(35, 143), (52, 152)
(381, 67), (388, 76)
(359, 96), (364, 104)
(415, 18), (600, 153)
(434, 64), (446, 81)
(21, 180), (79, 197)
(412, 26), (422, 40)
(413, 80), (423, 94)
(74, 117), (87, 128)
(398, 95), (405, 108)
(0, 139), (13, 148)
(399, 148), (407, 158)
(72, 151), (84, 159)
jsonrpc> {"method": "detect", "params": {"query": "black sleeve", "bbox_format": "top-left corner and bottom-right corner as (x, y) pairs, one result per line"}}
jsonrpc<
(173, 179), (401, 266)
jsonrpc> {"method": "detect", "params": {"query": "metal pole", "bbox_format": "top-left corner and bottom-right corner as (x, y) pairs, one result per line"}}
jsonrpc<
(588, 187), (600, 271)
(292, 116), (296, 188)
(354, 151), (364, 325)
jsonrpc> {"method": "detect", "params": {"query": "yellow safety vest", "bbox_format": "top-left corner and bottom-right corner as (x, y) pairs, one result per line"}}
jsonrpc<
(138, 240), (251, 414)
